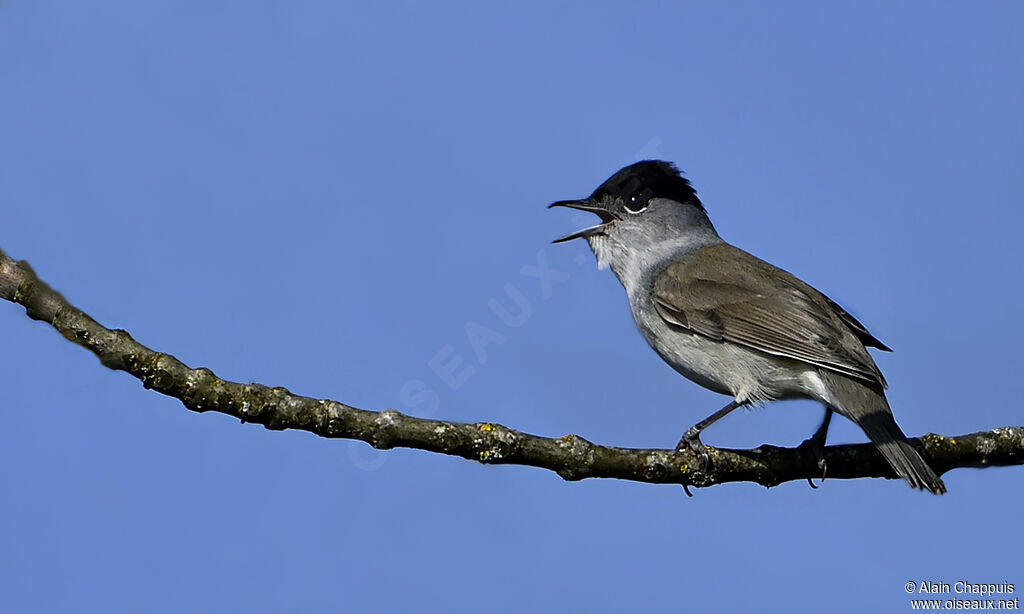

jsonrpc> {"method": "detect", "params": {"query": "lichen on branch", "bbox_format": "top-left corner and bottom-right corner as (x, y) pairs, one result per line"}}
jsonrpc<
(2, 247), (1021, 492)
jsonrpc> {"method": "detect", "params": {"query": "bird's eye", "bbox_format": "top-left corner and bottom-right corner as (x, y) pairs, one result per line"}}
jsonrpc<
(623, 196), (648, 214)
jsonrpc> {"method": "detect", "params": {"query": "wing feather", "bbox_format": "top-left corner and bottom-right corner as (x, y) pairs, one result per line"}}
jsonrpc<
(652, 244), (888, 388)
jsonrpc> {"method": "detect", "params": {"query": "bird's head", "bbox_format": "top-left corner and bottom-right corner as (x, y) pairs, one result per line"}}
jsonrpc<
(549, 160), (716, 271)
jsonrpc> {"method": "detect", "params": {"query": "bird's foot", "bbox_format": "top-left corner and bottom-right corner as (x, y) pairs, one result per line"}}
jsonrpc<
(797, 432), (829, 488)
(676, 427), (712, 475)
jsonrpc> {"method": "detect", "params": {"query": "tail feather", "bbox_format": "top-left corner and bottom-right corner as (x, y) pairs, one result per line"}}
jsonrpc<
(856, 412), (946, 494)
(821, 371), (946, 494)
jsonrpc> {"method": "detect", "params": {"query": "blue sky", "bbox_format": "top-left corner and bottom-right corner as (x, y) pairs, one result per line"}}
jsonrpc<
(2, 2), (1022, 612)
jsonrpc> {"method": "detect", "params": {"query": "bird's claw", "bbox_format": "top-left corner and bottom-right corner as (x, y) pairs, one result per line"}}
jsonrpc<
(677, 428), (712, 475)
(798, 433), (829, 488)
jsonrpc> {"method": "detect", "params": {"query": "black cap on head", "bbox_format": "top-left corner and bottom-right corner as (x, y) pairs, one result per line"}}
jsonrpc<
(548, 160), (708, 243)
(592, 160), (703, 213)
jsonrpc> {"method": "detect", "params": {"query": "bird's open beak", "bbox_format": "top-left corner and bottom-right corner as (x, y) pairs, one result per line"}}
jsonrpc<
(548, 198), (618, 244)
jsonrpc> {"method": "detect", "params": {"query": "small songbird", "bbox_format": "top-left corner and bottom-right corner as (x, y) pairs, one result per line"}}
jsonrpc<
(550, 160), (945, 493)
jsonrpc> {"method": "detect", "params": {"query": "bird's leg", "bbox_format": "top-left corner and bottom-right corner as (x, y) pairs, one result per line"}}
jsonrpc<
(799, 407), (833, 488)
(677, 400), (744, 473)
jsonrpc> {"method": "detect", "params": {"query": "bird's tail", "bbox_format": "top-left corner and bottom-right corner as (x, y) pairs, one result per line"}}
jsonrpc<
(822, 372), (946, 494)
(854, 410), (947, 494)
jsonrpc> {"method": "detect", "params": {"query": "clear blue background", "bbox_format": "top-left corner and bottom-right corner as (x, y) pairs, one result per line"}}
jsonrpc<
(2, 2), (1022, 612)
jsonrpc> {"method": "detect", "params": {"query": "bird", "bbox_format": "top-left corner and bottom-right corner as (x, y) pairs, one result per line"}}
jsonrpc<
(549, 160), (945, 494)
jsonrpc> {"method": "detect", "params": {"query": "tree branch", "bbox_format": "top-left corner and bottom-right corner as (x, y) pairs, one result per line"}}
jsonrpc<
(2, 247), (1021, 491)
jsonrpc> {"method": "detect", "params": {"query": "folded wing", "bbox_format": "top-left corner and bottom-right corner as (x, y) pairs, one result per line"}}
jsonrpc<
(653, 244), (888, 389)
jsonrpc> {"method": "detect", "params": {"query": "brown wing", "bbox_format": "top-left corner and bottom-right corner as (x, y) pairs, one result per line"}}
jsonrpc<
(819, 293), (893, 352)
(652, 243), (887, 388)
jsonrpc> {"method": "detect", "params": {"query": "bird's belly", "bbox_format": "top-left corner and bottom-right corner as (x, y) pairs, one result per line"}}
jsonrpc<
(632, 303), (814, 404)
(651, 333), (735, 397)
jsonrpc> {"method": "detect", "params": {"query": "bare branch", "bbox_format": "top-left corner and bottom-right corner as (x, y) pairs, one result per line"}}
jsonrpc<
(2, 247), (1021, 491)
